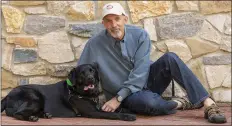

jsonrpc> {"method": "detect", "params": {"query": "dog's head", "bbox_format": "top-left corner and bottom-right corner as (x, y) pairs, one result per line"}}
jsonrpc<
(68, 62), (100, 97)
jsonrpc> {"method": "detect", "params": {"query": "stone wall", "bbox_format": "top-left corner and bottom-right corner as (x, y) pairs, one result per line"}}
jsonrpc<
(1, 1), (231, 102)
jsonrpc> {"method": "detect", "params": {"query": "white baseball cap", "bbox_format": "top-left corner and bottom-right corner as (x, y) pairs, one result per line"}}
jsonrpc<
(102, 3), (127, 19)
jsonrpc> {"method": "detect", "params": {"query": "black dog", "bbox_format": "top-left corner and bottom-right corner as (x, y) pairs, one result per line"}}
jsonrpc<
(1, 63), (136, 122)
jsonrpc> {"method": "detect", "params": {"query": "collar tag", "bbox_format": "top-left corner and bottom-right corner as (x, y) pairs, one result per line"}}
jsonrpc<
(66, 79), (73, 86)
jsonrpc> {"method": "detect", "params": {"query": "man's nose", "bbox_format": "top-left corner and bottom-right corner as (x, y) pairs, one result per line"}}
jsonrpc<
(111, 20), (117, 27)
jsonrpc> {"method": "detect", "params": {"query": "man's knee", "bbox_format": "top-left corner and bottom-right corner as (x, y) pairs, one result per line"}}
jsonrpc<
(161, 52), (183, 65)
(163, 52), (179, 60)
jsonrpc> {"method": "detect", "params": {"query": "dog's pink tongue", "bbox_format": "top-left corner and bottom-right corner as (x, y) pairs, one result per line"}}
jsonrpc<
(88, 84), (94, 89)
(84, 84), (94, 91)
(84, 86), (89, 91)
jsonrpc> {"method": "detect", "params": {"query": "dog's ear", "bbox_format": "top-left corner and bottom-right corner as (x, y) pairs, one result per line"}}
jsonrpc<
(92, 62), (98, 69)
(68, 67), (78, 86)
(92, 62), (101, 83)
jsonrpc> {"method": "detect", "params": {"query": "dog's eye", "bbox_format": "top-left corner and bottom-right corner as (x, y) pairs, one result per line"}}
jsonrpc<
(89, 68), (95, 73)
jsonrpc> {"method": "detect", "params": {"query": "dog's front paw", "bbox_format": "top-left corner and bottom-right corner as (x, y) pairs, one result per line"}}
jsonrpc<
(120, 114), (136, 121)
(43, 112), (52, 119)
(29, 116), (39, 122)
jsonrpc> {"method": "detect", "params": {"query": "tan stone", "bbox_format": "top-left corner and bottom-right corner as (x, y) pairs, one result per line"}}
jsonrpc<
(66, 1), (94, 21)
(2, 69), (18, 89)
(70, 34), (86, 58)
(29, 76), (62, 85)
(144, 18), (157, 41)
(212, 88), (231, 102)
(165, 39), (192, 63)
(200, 1), (231, 14)
(75, 43), (86, 60)
(224, 15), (231, 35)
(222, 73), (231, 88)
(47, 1), (69, 15)
(220, 35), (231, 52)
(176, 1), (199, 11)
(97, 1), (127, 19)
(185, 38), (219, 58)
(2, 39), (13, 71)
(150, 44), (164, 62)
(206, 14), (227, 33)
(127, 1), (172, 23)
(155, 41), (168, 53)
(9, 1), (45, 6)
(6, 36), (37, 47)
(2, 6), (25, 33)
(198, 21), (221, 44)
(205, 65), (231, 89)
(38, 31), (75, 63)
(24, 7), (47, 14)
(71, 36), (88, 48)
(187, 58), (209, 91)
(12, 62), (47, 76)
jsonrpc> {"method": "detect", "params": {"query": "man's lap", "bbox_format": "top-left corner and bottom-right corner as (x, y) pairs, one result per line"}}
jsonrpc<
(121, 90), (177, 115)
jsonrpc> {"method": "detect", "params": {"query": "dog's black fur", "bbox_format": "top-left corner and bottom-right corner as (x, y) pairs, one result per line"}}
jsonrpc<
(1, 63), (136, 122)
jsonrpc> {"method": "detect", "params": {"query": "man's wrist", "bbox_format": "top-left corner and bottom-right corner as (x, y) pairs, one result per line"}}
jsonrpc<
(116, 94), (123, 102)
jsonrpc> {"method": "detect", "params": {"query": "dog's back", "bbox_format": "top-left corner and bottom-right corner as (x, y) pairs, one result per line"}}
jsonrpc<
(1, 85), (44, 117)
(1, 82), (76, 117)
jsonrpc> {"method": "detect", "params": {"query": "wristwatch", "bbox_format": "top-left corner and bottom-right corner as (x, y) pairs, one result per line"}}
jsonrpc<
(116, 95), (123, 102)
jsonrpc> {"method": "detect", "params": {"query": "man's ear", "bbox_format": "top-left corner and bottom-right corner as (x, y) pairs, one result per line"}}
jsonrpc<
(124, 16), (128, 23)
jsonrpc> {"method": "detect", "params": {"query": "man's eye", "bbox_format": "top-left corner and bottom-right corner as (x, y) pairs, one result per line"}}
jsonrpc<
(115, 17), (120, 21)
(104, 19), (111, 23)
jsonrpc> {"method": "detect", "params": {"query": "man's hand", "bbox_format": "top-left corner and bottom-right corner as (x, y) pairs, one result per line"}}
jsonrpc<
(101, 97), (121, 112)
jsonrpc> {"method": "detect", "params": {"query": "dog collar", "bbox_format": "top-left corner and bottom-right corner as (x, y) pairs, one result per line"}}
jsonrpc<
(66, 79), (73, 86)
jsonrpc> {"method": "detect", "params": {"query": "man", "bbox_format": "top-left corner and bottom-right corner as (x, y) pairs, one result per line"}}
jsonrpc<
(78, 2), (226, 123)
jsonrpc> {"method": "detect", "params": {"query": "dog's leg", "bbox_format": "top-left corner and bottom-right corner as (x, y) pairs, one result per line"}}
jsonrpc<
(40, 112), (52, 119)
(13, 102), (41, 122)
(82, 111), (136, 121)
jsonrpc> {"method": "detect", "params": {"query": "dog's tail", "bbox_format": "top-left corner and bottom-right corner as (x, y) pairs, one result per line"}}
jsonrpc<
(1, 96), (7, 113)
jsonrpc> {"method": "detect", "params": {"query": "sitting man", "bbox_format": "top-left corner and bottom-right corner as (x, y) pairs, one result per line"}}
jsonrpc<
(77, 2), (227, 123)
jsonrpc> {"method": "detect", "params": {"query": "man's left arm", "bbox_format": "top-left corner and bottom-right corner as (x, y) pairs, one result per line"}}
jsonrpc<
(117, 31), (151, 100)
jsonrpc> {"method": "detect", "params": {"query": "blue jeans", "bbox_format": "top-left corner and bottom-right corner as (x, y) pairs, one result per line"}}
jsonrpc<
(121, 52), (209, 115)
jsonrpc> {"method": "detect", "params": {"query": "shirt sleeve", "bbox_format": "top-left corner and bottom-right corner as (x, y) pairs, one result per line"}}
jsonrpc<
(117, 31), (151, 100)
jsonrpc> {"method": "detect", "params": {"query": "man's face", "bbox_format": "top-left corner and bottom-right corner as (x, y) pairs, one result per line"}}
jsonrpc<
(102, 14), (128, 40)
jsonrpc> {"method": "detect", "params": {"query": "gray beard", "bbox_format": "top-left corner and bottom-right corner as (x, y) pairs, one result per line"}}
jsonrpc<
(110, 31), (122, 40)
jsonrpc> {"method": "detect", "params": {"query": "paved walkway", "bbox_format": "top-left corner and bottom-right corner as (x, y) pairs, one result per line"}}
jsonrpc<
(1, 103), (231, 125)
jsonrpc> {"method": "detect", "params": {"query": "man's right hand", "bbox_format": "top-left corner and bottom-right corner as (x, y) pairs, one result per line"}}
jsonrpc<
(101, 97), (121, 112)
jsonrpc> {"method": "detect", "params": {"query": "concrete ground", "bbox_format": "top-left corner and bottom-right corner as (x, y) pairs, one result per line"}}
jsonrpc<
(1, 103), (231, 125)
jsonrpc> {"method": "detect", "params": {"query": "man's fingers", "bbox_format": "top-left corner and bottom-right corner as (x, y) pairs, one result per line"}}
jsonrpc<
(102, 104), (110, 112)
(111, 109), (115, 112)
(102, 105), (114, 112)
(106, 107), (111, 112)
(102, 104), (107, 111)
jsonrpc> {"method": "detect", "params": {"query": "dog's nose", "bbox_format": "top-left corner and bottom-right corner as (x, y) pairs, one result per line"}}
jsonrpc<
(87, 76), (94, 82)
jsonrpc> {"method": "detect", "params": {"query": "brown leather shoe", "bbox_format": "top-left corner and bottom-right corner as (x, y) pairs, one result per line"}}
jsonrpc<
(204, 104), (227, 123)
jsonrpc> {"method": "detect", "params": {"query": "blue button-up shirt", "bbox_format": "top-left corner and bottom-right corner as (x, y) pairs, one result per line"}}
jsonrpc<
(78, 25), (151, 101)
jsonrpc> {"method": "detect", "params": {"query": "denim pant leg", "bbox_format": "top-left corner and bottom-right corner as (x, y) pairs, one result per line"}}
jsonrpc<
(121, 90), (177, 115)
(147, 52), (209, 106)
